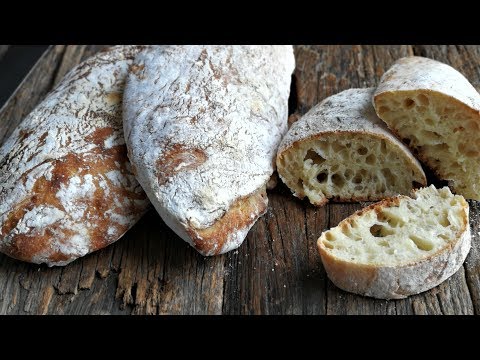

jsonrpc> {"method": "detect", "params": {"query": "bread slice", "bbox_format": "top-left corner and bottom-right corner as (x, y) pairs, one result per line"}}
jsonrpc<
(276, 88), (426, 206)
(374, 56), (480, 200)
(317, 185), (470, 299)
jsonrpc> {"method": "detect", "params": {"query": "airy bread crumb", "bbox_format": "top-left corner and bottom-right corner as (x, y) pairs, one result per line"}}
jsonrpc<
(318, 185), (471, 299)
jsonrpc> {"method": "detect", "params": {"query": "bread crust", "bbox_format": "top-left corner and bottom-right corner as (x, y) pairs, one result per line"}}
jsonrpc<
(123, 45), (295, 255)
(276, 88), (426, 205)
(317, 189), (471, 299)
(0, 46), (150, 266)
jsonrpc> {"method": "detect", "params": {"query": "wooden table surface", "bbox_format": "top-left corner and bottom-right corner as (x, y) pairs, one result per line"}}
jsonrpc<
(0, 45), (479, 315)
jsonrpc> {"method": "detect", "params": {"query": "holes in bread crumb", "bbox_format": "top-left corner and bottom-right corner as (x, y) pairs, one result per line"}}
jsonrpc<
(439, 234), (450, 241)
(382, 168), (395, 186)
(370, 224), (394, 237)
(378, 106), (390, 114)
(357, 146), (368, 155)
(425, 118), (434, 126)
(332, 173), (345, 187)
(304, 149), (326, 165)
(439, 213), (450, 227)
(412, 181), (423, 188)
(297, 179), (304, 188)
(417, 93), (429, 106)
(352, 174), (362, 184)
(404, 98), (415, 109)
(354, 185), (363, 191)
(317, 172), (328, 183)
(325, 232), (335, 241)
(420, 130), (441, 144)
(344, 169), (353, 179)
(378, 240), (389, 247)
(387, 249), (395, 255)
(366, 154), (376, 165)
(380, 140), (387, 154)
(409, 235), (433, 251)
(323, 241), (334, 249)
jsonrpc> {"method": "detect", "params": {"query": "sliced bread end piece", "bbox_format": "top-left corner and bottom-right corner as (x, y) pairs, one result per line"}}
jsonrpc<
(373, 56), (480, 200)
(277, 88), (426, 206)
(317, 185), (470, 299)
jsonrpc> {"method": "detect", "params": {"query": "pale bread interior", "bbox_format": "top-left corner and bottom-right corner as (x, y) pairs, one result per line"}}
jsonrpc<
(319, 186), (468, 266)
(375, 90), (480, 200)
(277, 133), (425, 205)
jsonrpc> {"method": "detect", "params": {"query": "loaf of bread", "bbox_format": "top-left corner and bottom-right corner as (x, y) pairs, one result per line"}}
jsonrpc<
(0, 46), (150, 266)
(318, 185), (470, 299)
(374, 56), (480, 200)
(123, 45), (295, 256)
(276, 88), (426, 206)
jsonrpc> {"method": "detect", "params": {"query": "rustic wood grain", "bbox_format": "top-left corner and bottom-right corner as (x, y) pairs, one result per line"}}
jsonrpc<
(0, 45), (479, 314)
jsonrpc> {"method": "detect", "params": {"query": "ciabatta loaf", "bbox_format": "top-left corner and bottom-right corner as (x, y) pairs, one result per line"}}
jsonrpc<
(0, 46), (150, 266)
(277, 88), (426, 206)
(123, 45), (295, 256)
(317, 185), (470, 299)
(374, 56), (480, 200)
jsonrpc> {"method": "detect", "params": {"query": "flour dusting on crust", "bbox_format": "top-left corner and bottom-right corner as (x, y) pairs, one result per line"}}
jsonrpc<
(0, 46), (150, 266)
(123, 45), (294, 255)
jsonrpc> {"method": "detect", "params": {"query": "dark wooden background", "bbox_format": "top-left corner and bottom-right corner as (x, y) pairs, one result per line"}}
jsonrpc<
(0, 45), (479, 315)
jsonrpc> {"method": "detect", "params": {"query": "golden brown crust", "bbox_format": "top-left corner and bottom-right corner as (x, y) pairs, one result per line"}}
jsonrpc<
(187, 188), (268, 255)
(1, 128), (147, 263)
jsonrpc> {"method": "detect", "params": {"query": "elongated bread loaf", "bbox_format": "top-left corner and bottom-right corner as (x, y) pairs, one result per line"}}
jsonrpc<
(373, 56), (480, 200)
(123, 45), (295, 256)
(317, 185), (470, 299)
(0, 46), (150, 266)
(276, 88), (426, 206)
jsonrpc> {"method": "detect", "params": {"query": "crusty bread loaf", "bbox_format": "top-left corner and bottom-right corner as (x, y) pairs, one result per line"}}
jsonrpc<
(276, 88), (426, 206)
(0, 46), (150, 266)
(123, 45), (295, 256)
(317, 185), (470, 299)
(373, 56), (480, 200)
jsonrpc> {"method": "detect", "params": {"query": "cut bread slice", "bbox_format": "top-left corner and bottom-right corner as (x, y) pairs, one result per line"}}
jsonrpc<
(276, 88), (426, 206)
(374, 56), (480, 200)
(317, 185), (471, 299)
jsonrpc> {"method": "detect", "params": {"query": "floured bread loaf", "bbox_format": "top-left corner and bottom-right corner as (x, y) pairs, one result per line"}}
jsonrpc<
(374, 56), (480, 200)
(0, 46), (150, 266)
(276, 88), (426, 206)
(123, 45), (295, 256)
(317, 185), (470, 299)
